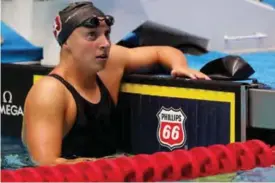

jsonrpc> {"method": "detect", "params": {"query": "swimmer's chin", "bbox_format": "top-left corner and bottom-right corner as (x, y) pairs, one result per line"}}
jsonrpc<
(91, 62), (107, 72)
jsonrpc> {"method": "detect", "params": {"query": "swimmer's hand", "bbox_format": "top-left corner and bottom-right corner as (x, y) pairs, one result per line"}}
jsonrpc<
(171, 67), (211, 80)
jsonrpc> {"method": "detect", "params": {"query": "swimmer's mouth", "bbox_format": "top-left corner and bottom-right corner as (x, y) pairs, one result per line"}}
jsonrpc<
(96, 54), (108, 59)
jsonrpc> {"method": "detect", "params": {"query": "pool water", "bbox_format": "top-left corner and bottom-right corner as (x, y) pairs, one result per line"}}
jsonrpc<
(1, 137), (34, 170)
(195, 167), (275, 182)
(1, 51), (275, 181)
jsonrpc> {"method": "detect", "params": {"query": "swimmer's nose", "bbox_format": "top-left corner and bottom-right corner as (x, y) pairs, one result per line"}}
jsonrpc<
(99, 35), (111, 50)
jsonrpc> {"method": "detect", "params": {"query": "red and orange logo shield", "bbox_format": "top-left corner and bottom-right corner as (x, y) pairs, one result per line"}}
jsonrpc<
(157, 107), (187, 150)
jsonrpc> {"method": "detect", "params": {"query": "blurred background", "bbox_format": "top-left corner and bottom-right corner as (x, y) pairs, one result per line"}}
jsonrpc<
(1, 0), (275, 66)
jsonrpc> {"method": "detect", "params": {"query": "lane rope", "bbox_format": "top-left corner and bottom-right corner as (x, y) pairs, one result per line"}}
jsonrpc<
(1, 139), (274, 182)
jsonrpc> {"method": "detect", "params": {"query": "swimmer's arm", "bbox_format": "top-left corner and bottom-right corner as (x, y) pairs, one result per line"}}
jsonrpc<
(110, 45), (188, 73)
(110, 45), (210, 80)
(22, 78), (95, 166)
(52, 157), (96, 165)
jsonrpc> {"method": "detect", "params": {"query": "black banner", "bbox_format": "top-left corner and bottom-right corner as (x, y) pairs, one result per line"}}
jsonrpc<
(1, 64), (52, 137)
(116, 75), (242, 155)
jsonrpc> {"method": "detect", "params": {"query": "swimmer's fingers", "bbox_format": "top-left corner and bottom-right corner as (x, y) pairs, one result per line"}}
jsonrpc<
(171, 68), (211, 80)
(193, 70), (211, 80)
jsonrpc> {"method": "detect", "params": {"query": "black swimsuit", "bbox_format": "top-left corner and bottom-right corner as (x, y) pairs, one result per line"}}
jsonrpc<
(49, 74), (117, 158)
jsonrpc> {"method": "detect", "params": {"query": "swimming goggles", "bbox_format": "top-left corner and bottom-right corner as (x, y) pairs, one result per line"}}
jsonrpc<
(82, 15), (114, 28)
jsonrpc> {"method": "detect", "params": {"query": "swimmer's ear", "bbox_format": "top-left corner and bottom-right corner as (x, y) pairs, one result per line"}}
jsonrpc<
(62, 41), (69, 49)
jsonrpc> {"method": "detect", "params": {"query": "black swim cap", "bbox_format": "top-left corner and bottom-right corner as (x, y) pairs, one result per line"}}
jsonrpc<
(53, 1), (114, 45)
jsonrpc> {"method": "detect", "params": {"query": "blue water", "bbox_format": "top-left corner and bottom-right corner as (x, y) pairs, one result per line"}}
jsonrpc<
(233, 166), (275, 182)
(1, 137), (34, 170)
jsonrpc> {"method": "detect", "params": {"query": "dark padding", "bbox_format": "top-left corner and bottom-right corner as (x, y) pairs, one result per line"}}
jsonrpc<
(200, 55), (255, 81)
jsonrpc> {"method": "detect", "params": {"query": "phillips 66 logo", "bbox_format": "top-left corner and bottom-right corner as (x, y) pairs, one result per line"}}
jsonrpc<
(157, 106), (187, 150)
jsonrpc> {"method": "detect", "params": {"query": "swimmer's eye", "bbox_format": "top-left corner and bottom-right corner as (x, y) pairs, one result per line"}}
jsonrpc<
(87, 31), (97, 40)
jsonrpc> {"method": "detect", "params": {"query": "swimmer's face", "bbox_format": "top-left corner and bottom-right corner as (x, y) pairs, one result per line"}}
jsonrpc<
(65, 19), (111, 72)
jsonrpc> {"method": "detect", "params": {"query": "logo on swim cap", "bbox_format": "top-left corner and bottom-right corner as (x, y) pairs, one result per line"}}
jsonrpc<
(53, 15), (62, 38)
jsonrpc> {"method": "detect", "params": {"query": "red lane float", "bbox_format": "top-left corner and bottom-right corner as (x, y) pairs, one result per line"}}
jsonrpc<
(151, 152), (180, 181)
(1, 139), (274, 182)
(74, 161), (104, 182)
(245, 140), (274, 167)
(208, 144), (237, 173)
(227, 142), (256, 170)
(272, 146), (275, 164)
(113, 156), (138, 182)
(189, 147), (219, 177)
(169, 149), (200, 180)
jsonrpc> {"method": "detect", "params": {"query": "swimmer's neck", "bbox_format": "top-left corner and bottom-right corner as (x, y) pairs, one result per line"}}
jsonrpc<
(55, 61), (98, 90)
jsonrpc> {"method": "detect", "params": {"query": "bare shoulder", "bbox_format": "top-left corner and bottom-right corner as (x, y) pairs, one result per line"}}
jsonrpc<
(24, 76), (67, 112)
(27, 76), (66, 101)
